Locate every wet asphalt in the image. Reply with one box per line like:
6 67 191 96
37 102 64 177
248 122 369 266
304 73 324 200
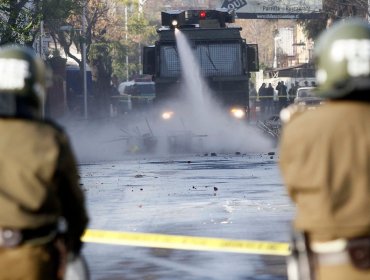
78 152 294 280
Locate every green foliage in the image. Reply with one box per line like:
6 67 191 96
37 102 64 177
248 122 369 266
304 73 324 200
111 42 128 80
128 16 147 35
109 5 158 81
43 0 82 21
0 0 38 45
117 0 138 8
0 0 82 45
299 0 369 41
298 19 327 41
89 43 112 66
127 14 157 43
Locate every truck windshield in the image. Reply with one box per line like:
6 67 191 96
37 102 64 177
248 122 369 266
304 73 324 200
160 42 242 77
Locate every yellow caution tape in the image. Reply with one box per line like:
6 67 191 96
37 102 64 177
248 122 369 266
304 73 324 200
82 229 290 256
130 96 154 100
111 95 154 100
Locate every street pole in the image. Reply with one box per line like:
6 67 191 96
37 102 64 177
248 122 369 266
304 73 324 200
82 3 88 119
39 20 45 118
273 37 281 69
39 20 44 58
138 0 147 75
125 6 129 81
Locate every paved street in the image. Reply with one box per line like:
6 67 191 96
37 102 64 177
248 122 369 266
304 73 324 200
70 132 294 280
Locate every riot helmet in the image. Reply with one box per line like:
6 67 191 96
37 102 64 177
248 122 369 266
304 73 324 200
0 45 46 118
314 19 370 99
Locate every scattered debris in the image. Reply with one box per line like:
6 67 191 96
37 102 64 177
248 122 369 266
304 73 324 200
256 115 281 140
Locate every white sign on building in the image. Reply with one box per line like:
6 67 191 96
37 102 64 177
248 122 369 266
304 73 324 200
278 28 294 56
221 0 323 19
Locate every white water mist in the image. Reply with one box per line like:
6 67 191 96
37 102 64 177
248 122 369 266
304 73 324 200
174 29 272 153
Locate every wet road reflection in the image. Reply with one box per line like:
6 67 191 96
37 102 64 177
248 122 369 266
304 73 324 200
81 153 293 280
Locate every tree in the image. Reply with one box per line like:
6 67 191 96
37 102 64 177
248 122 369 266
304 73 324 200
52 0 155 116
299 0 369 40
0 0 40 45
58 0 119 117
123 8 157 79
113 0 157 81
0 0 80 46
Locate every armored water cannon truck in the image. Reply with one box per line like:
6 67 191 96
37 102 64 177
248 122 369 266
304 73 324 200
142 9 259 120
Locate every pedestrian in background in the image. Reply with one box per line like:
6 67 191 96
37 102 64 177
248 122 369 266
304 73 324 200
258 82 267 117
279 20 370 280
0 45 89 279
266 83 274 116
249 82 257 119
276 80 288 111
288 83 297 104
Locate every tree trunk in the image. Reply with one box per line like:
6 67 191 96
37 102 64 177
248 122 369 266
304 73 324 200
90 58 113 119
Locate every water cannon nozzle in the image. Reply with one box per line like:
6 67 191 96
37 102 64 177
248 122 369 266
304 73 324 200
161 10 185 28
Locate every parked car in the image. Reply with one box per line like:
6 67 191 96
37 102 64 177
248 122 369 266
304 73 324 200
294 87 325 108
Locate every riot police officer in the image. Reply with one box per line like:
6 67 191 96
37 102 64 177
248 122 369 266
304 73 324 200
279 20 370 280
0 45 89 279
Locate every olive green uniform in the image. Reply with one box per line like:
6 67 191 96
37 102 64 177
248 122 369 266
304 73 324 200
279 101 370 279
0 118 89 280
